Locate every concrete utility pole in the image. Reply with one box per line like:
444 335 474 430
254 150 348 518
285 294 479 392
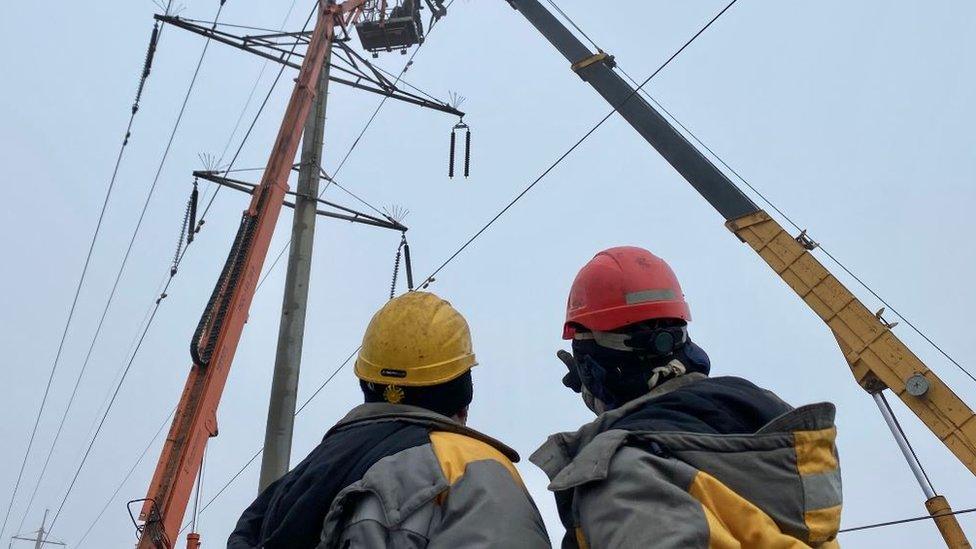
258 40 333 492
9 510 65 549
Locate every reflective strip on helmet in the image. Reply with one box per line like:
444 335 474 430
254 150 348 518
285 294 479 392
574 330 634 352
625 288 676 305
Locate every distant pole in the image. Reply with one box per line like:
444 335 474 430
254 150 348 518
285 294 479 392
8 510 64 548
258 38 333 492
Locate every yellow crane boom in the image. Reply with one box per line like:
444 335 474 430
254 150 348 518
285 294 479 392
727 211 976 474
506 0 973 544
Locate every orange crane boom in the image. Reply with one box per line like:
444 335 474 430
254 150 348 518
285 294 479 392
135 2 367 547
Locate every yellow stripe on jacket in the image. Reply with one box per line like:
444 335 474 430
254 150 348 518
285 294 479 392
689 471 839 549
429 431 523 486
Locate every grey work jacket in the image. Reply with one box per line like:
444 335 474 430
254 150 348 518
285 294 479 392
318 404 551 548
531 375 842 548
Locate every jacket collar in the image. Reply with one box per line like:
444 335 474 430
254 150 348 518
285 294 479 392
333 403 521 462
530 373 707 480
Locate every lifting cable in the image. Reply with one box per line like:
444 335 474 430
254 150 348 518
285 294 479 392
0 5 172 540
189 444 207 536
40 0 233 536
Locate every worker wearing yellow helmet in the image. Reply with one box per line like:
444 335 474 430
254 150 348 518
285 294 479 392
229 291 550 549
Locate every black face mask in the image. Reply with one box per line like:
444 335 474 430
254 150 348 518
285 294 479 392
561 338 712 411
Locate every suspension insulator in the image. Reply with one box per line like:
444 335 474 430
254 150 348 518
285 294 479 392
144 23 160 80
463 129 471 178
133 22 160 115
448 130 456 178
390 234 406 300
188 180 199 244
403 238 414 291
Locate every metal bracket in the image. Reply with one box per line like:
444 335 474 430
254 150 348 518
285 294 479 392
795 229 819 250
571 51 614 74
875 307 899 329
155 14 463 117
193 171 407 232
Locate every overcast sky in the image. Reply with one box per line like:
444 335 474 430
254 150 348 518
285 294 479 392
2 0 975 547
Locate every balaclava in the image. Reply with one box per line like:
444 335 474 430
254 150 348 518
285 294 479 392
561 321 710 414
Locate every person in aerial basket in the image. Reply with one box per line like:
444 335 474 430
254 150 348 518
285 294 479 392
532 246 843 548
228 291 551 549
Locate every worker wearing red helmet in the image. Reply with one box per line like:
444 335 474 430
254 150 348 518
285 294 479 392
531 246 843 548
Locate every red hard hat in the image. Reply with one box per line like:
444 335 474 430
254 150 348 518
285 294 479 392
563 246 691 339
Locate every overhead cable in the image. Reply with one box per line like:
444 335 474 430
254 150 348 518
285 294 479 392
839 507 976 534
73 408 175 547
254 0 458 290
68 2 308 541
0 4 173 540
613 68 975 385
43 0 233 535
177 348 360 535
197 3 316 223
168 2 737 531
59 8 315 531
418 0 741 287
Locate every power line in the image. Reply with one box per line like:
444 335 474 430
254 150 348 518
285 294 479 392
73 409 175 548
171 2 738 531
60 4 314 542
839 507 976 534
321 169 386 217
549 0 973 386
201 0 301 203
178 347 360 535
612 70 975 386
254 0 457 290
419 0 740 287
60 0 735 540
42 0 232 534
48 283 170 535
197 4 317 222
0 4 173 541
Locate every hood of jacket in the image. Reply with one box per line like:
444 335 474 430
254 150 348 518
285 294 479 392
531 374 841 545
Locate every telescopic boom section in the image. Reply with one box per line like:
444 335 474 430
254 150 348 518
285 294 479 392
136 2 367 548
507 0 976 475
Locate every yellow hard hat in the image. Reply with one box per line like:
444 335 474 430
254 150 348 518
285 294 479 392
355 291 476 386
